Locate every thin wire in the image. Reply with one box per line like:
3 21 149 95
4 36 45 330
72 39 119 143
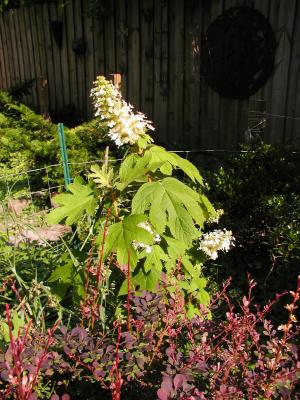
26 172 35 209
265 112 300 121
249 110 300 122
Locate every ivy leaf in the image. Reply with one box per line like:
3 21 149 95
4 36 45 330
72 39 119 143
132 177 204 245
46 183 97 225
104 214 154 267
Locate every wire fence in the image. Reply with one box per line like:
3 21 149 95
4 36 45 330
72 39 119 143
0 147 244 252
1 145 299 210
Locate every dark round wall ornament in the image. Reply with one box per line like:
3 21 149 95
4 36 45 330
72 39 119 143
201 6 276 99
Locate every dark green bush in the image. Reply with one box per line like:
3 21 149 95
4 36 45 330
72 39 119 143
0 91 113 198
204 142 300 306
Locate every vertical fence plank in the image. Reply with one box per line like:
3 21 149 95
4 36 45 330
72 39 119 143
93 12 105 79
168 0 185 148
7 11 19 86
18 7 33 106
183 0 202 149
24 6 38 108
49 2 63 110
284 0 300 146
73 0 85 119
268 0 297 145
65 1 77 116
60 2 71 110
36 3 50 114
140 0 154 119
3 11 15 89
263 0 280 143
0 13 8 89
14 9 26 91
202 0 224 149
82 0 95 118
42 2 56 112
153 0 168 144
29 5 44 111
104 0 116 79
115 0 128 99
127 0 140 109
220 0 243 149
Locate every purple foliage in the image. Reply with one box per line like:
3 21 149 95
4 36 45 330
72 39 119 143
1 279 300 399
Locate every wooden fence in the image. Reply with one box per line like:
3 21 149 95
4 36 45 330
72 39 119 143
0 0 299 149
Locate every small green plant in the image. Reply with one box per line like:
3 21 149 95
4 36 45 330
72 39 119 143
46 76 234 318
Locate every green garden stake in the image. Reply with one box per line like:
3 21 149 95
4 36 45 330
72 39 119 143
58 123 71 188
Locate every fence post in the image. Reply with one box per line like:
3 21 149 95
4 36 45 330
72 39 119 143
57 123 71 188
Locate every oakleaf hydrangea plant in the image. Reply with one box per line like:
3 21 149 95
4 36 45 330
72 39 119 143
47 76 234 318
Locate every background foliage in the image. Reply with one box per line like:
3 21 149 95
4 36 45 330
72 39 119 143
204 142 300 309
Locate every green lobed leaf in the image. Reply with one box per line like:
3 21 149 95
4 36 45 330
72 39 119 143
145 145 204 184
142 245 169 273
104 214 154 267
117 153 164 190
90 163 115 188
46 182 97 225
132 264 162 292
132 177 205 245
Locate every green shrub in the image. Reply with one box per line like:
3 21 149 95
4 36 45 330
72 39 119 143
204 142 300 306
0 91 113 199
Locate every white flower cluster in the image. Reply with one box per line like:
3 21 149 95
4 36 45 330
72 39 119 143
90 76 154 147
198 229 235 260
132 222 161 254
208 208 224 224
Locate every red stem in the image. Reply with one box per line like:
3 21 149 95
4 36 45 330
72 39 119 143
111 324 122 400
28 320 60 399
127 251 131 332
97 208 111 289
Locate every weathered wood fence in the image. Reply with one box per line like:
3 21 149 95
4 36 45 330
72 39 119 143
0 0 299 149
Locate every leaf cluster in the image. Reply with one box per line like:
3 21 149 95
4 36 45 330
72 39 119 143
46 143 215 315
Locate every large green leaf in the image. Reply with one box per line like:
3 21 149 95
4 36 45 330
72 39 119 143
145 146 204 185
117 153 163 190
46 182 97 225
104 214 154 267
132 177 206 245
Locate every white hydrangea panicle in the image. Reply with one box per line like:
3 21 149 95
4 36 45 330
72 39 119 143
90 76 154 147
198 229 235 260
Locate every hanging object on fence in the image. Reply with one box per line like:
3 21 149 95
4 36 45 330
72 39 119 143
201 6 276 99
51 21 63 49
72 38 87 55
